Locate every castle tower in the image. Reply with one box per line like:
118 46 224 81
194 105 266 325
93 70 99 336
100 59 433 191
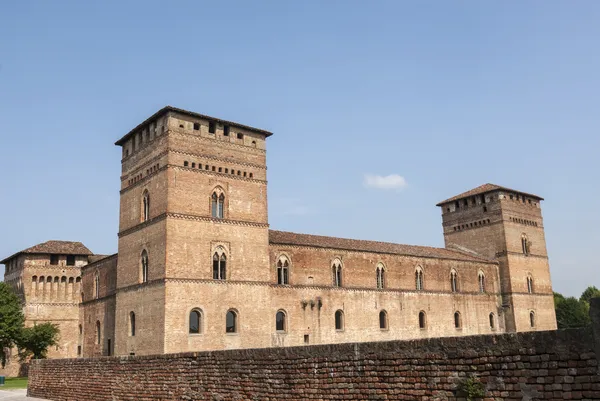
0 241 90 375
437 184 557 332
113 106 272 355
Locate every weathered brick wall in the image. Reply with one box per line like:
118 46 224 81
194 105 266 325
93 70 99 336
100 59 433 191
28 327 600 400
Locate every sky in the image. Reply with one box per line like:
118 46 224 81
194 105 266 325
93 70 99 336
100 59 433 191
0 1 599 297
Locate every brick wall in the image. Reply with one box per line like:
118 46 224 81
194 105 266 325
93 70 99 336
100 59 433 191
28 310 600 401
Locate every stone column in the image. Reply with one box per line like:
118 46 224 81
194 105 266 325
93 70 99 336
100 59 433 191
590 297 600 371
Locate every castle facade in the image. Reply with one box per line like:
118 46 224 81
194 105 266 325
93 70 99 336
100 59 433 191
1 106 556 367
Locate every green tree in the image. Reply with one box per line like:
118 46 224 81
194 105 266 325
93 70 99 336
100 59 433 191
554 293 590 329
580 286 600 305
0 282 25 368
17 323 60 360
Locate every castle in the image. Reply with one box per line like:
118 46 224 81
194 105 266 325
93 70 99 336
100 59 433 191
1 106 556 371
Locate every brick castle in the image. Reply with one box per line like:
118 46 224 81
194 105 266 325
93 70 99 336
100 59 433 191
1 106 556 373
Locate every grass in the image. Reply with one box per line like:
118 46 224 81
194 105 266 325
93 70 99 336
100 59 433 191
1 377 28 389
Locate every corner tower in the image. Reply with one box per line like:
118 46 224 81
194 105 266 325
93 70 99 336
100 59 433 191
437 183 557 333
113 106 272 356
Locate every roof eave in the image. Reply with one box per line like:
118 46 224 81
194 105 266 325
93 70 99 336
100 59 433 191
436 187 544 207
114 106 274 146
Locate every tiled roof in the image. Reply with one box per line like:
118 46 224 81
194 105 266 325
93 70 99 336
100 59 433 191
0 241 92 264
269 230 494 263
115 106 274 146
436 183 543 206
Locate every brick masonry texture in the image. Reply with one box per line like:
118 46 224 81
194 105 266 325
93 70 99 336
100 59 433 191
28 321 600 400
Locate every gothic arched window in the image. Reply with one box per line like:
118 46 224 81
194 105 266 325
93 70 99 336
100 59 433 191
277 256 289 285
527 275 534 294
415 267 424 291
213 247 227 280
478 270 486 293
141 250 149 284
450 269 458 293
521 234 530 255
376 263 385 289
332 259 343 287
94 271 99 299
142 190 150 222
211 190 225 219
530 311 536 328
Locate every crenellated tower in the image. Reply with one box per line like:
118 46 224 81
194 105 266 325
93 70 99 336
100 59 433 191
113 106 272 355
437 183 557 332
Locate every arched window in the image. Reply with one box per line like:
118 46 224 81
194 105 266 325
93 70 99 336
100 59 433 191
527 275 534 294
213 247 227 280
141 250 149 283
129 312 136 337
189 309 202 334
211 190 225 219
226 310 237 333
79 324 83 336
521 234 530 255
332 259 342 287
478 271 486 293
415 267 424 291
450 269 458 293
335 310 344 331
419 311 427 329
489 313 496 330
277 256 289 285
142 190 150 222
454 311 462 329
94 271 99 299
530 311 535 328
376 263 385 289
276 310 287 332
379 310 388 330
95 321 101 345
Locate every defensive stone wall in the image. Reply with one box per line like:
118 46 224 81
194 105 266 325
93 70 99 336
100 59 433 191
28 301 600 401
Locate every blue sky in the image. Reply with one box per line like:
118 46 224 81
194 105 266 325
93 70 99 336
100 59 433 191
1 1 598 297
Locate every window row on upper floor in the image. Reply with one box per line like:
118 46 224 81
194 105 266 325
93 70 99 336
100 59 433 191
183 160 254 179
129 249 531 295
138 187 235 223
128 163 160 187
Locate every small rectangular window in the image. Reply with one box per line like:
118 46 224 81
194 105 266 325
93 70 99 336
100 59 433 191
66 255 75 266
209 121 216 134
193 122 200 130
304 334 309 344
223 126 230 136
184 161 189 167
237 133 243 140
191 162 196 168
50 255 59 265
77 345 81 356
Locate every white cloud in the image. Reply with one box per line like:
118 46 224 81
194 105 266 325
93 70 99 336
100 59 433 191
363 174 407 191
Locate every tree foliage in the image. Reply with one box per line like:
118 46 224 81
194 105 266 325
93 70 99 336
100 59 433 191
554 285 600 329
17 323 60 360
0 282 25 368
